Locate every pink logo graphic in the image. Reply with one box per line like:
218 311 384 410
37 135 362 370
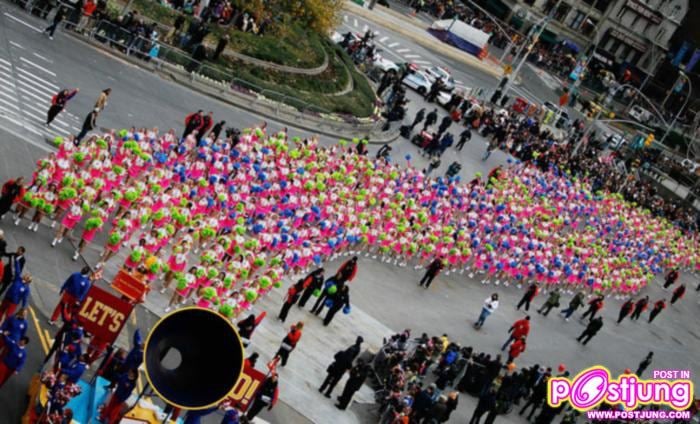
548 366 693 411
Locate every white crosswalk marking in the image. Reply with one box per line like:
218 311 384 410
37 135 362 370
20 56 56 76
388 42 399 48
362 24 368 32
414 60 431 65
9 41 24 50
343 15 348 22
397 48 411 53
0 97 19 110
404 54 421 58
16 67 60 90
353 18 358 27
379 36 388 43
0 52 75 137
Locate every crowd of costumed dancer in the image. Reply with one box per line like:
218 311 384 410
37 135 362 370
9 125 699 319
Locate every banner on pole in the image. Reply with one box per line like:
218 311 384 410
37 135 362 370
226 364 267 412
77 285 134 344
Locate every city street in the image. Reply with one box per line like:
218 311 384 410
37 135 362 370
0 2 698 424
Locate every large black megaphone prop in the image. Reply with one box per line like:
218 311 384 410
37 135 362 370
143 307 245 410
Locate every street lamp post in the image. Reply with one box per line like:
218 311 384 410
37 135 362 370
659 71 692 146
495 0 565 103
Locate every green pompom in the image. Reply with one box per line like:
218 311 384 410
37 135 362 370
245 289 257 302
327 285 338 295
312 288 322 297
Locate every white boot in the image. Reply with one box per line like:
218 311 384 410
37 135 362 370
72 251 79 261
51 220 57 228
51 238 57 247
14 218 20 226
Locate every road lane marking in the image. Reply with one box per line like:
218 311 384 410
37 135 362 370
353 18 358 27
16 67 60 90
388 42 399 48
362 24 368 32
32 52 52 63
3 13 42 33
396 48 410 53
28 307 50 354
0 97 19 109
0 57 11 66
19 84 50 104
413 60 431 65
343 15 348 22
20 56 56 76
404 54 421 58
9 41 25 50
16 72 56 95
17 76 52 98
379 36 388 43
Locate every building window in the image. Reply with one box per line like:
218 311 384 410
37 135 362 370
656 27 666 41
581 17 597 36
582 0 613 13
569 10 585 29
643 20 653 35
554 3 571 22
543 0 557 14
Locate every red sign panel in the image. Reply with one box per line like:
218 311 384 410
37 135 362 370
226 364 267 412
77 285 134 344
111 270 149 302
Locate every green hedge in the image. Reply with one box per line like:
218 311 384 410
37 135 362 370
112 0 325 68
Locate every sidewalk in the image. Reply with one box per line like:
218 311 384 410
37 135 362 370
345 1 504 79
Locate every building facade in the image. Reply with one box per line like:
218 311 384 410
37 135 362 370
480 0 688 77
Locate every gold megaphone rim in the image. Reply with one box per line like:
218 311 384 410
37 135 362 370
142 306 245 410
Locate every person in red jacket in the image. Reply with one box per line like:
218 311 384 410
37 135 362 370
516 283 538 311
275 321 303 367
0 177 26 220
198 111 214 136
663 269 679 289
278 280 304 323
336 256 358 284
617 299 635 324
630 296 649 321
507 337 526 364
671 285 686 305
182 110 203 139
581 295 604 322
501 315 530 351
648 299 666 323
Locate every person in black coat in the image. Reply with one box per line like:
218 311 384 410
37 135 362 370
409 108 426 131
335 359 369 410
319 336 363 397
297 268 324 308
520 374 549 420
469 387 497 424
456 128 472 150
323 285 350 326
436 115 452 140
1 247 25 296
517 283 538 311
422 108 438 131
576 316 603 345
412 384 436 421
246 373 278 420
419 257 444 288
310 276 341 315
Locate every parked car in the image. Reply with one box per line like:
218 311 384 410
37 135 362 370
424 66 455 92
403 70 433 95
602 132 628 150
628 105 658 126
